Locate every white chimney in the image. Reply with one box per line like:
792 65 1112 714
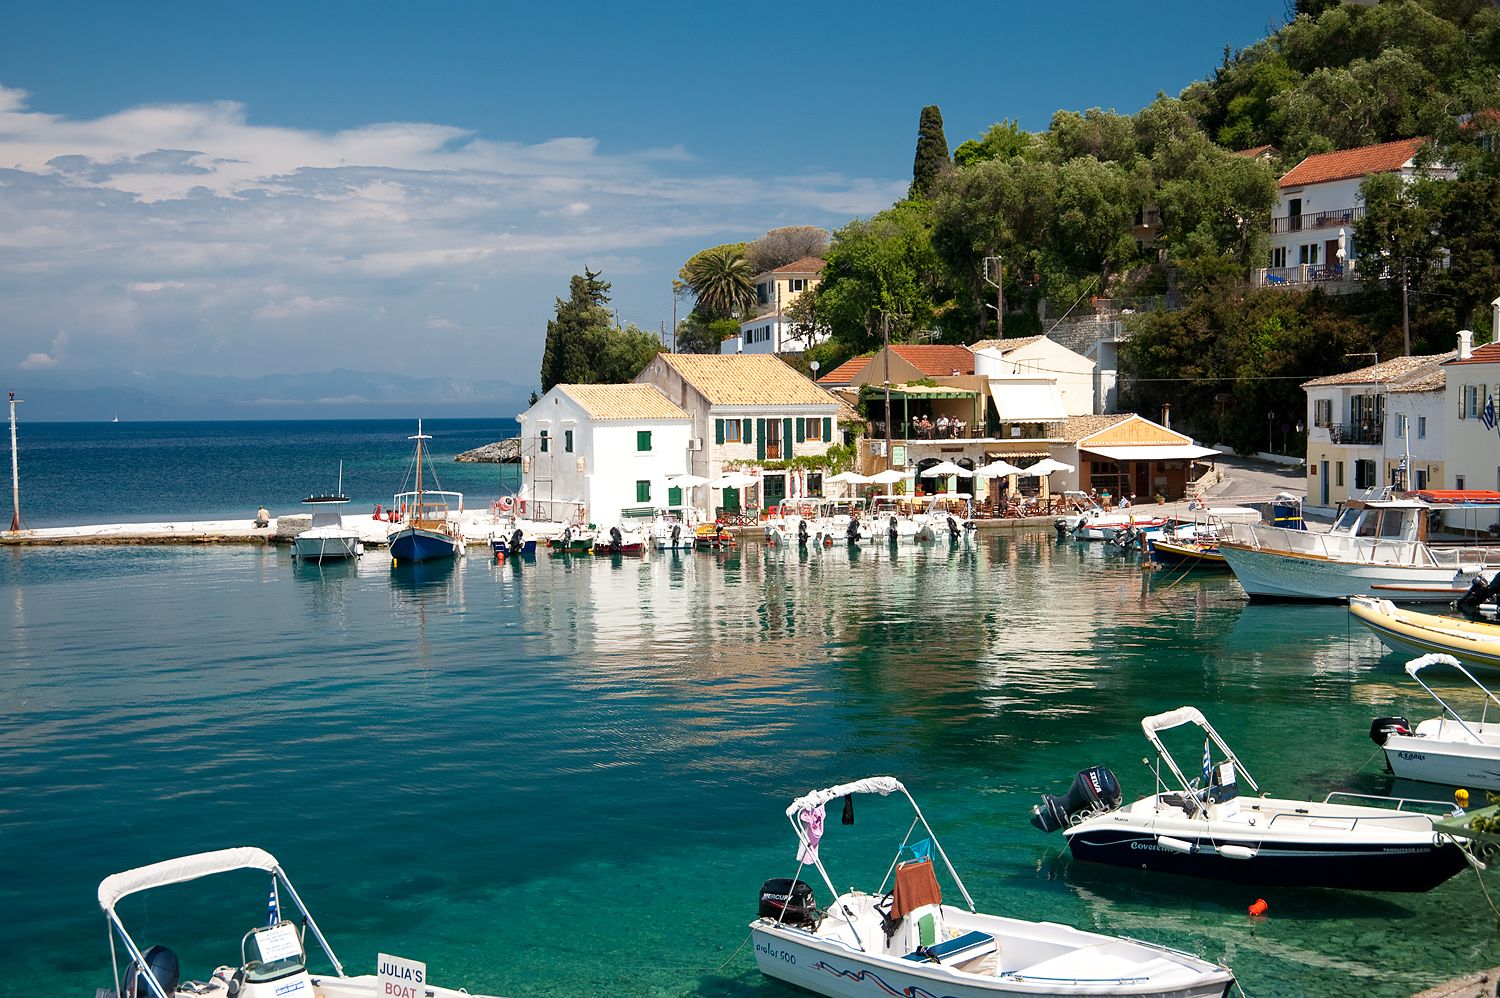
1458 329 1474 361
1492 295 1499 344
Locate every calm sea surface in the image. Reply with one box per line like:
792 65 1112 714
2 423 1498 996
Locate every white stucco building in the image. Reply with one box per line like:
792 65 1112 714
1444 312 1500 495
972 335 1097 416
722 257 828 355
517 383 692 527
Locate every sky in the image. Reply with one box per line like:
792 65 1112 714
0 1 1287 393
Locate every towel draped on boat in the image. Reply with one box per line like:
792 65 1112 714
797 804 825 863
890 858 942 920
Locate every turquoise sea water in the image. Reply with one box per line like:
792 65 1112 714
4 524 1500 997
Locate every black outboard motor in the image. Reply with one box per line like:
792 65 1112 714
846 518 860 543
609 526 623 552
1458 573 1500 619
1053 517 1068 539
508 528 523 556
671 523 682 546
1370 715 1412 746
798 519 809 546
1031 766 1122 833
561 526 572 548
888 515 899 544
758 878 817 926
126 945 180 998
946 514 960 541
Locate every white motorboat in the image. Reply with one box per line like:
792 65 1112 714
652 508 697 550
913 493 979 545
1032 706 1471 892
293 463 363 562
868 495 925 543
98 846 500 998
1371 653 1500 791
764 501 818 549
751 776 1235 998
1218 489 1500 602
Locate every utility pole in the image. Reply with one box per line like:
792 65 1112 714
672 290 678 353
983 255 1003 340
1401 258 1411 357
8 391 21 533
882 311 893 471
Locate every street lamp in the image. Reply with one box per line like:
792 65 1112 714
1267 411 1274 454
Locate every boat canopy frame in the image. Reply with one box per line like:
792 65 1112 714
1406 653 1500 743
99 847 346 998
1141 707 1262 800
778 777 977 955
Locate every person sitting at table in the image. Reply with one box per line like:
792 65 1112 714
919 415 933 438
936 415 950 436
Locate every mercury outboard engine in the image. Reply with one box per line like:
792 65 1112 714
609 526 623 552
798 519 809 547
1370 715 1412 746
758 877 817 927
560 527 572 548
846 518 860 543
888 515 899 544
671 523 682 546
1458 573 1500 619
126 945 180 998
946 514 960 541
1030 766 1122 833
508 528 524 556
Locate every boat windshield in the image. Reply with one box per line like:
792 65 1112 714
1332 507 1361 534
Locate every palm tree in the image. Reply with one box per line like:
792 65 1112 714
684 245 756 318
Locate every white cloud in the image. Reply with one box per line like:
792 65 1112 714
20 329 68 369
0 84 901 378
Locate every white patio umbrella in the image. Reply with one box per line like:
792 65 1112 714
868 469 905 485
712 472 758 488
974 459 1024 478
667 473 710 487
920 460 973 478
1022 458 1075 477
825 471 872 484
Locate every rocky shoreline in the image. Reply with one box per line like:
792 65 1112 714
455 437 520 463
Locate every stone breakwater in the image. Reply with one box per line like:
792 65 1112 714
455 438 520 463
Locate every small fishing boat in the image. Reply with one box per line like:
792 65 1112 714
98 846 501 998
547 524 596 554
1371 653 1500 791
751 776 1235 998
1031 706 1470 891
695 522 736 550
293 463 362 562
1148 536 1228 569
387 421 465 566
652 509 696 550
592 523 646 555
1349 596 1500 671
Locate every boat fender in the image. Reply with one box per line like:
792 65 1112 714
1156 835 1196 854
1217 844 1257 860
1369 716 1411 746
1248 898 1269 916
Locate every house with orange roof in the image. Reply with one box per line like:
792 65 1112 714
721 257 828 355
1258 137 1455 290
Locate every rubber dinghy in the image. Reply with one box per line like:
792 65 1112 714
1350 596 1500 672
1031 707 1472 892
751 776 1235 998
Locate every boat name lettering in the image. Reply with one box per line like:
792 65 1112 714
1380 847 1426 854
1129 841 1170 852
1396 751 1427 761
377 954 427 998
274 982 306 997
755 941 797 964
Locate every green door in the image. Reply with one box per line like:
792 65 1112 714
763 474 787 506
723 487 740 512
668 486 683 508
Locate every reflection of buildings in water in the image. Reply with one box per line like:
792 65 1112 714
1219 603 1369 676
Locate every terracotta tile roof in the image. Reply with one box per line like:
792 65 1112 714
652 353 836 407
889 344 975 376
817 354 874 385
970 335 1044 354
768 256 827 275
1302 351 1454 389
556 383 689 421
1059 413 1132 442
1279 137 1428 189
1447 342 1500 367
1234 144 1277 159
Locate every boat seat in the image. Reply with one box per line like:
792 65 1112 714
902 929 997 966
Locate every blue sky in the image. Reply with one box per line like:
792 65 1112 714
0 1 1286 391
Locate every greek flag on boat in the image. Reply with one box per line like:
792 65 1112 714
267 883 279 926
1202 738 1212 786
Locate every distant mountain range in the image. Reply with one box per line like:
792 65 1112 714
4 368 532 421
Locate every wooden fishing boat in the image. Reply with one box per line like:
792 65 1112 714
387 421 464 566
1149 537 1228 569
1349 596 1500 671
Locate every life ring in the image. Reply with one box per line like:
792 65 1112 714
801 504 815 517
498 496 514 513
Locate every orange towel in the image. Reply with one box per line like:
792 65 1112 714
890 858 943 920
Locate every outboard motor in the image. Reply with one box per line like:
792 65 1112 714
758 877 817 927
126 945 180 998
508 528 523 556
671 523 682 546
798 519 809 547
1030 766 1122 833
846 518 860 543
561 526 572 548
1458 573 1500 618
1053 517 1068 539
1370 715 1412 746
946 514 960 541
609 526 623 552
888 515 899 544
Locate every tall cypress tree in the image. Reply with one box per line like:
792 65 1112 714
539 268 612 391
909 105 951 200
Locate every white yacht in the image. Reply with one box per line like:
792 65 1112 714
1219 489 1500 601
292 464 362 562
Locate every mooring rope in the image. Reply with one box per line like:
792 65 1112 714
714 930 754 973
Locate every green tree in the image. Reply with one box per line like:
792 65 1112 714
595 323 664 382
1049 156 1141 289
1431 174 1500 342
681 243 756 318
745 226 830 274
1354 170 1450 353
952 120 1031 167
540 268 612 392
909 105 951 200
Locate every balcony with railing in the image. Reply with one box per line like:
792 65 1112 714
1328 422 1383 446
1254 261 1359 290
1272 205 1364 234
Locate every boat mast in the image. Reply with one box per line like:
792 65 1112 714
8 391 21 533
410 419 431 519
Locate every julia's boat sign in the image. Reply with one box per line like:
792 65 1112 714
377 954 426 998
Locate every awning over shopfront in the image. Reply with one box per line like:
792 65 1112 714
991 383 1066 421
1082 444 1219 462
860 384 978 399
